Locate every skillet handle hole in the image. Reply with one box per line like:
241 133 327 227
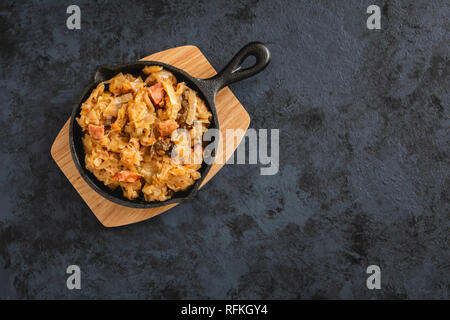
235 55 257 73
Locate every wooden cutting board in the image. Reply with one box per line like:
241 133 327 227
50 45 250 227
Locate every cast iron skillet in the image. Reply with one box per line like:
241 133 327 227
69 42 271 208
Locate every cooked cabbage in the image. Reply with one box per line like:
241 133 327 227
76 67 212 202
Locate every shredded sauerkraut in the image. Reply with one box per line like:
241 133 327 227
76 66 212 202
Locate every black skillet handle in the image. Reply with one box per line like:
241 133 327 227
200 42 271 95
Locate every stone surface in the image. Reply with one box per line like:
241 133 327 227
0 0 448 299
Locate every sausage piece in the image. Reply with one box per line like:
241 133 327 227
88 124 104 140
148 82 165 106
157 120 179 137
112 171 142 183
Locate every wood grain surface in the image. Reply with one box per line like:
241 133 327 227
50 45 250 227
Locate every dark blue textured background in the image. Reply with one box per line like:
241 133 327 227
0 0 449 299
